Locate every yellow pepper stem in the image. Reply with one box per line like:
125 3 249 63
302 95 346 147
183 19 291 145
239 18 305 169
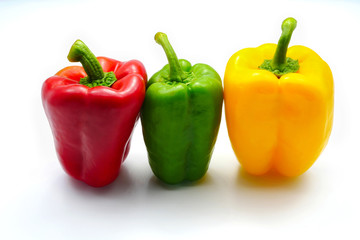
259 17 300 77
272 18 297 68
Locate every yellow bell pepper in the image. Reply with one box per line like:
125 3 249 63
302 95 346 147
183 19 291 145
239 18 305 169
224 17 334 177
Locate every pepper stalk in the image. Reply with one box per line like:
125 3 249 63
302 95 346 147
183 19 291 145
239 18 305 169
68 40 117 87
259 17 300 77
155 32 187 82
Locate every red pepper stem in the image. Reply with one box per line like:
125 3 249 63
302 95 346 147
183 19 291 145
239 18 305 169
155 32 186 82
67 40 104 82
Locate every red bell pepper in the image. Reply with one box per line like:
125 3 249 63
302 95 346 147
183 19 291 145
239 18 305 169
42 40 147 187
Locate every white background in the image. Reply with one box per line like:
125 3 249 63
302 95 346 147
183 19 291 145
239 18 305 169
0 0 359 239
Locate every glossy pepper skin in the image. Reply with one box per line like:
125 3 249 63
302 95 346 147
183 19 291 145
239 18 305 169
42 40 147 187
224 18 333 177
141 33 223 184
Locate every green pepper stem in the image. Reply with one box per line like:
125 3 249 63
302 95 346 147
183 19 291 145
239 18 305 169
271 17 297 70
67 40 104 82
155 32 186 82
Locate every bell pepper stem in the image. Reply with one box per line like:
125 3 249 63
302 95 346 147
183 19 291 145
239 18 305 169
259 17 299 77
271 17 297 69
155 32 186 82
67 40 104 82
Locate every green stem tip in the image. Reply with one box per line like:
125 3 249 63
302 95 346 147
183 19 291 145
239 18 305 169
155 32 186 82
67 40 117 88
259 17 300 77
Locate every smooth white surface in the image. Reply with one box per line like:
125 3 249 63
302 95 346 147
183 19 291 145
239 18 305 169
0 0 359 239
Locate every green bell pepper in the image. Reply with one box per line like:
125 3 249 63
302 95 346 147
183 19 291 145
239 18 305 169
141 32 223 184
